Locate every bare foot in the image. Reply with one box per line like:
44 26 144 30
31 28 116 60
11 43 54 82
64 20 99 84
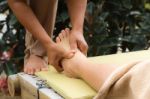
24 55 48 75
56 29 71 51
56 28 87 77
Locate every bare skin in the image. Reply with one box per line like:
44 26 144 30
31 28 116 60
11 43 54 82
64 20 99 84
8 0 88 74
66 0 88 55
8 0 72 73
24 55 48 74
56 29 118 91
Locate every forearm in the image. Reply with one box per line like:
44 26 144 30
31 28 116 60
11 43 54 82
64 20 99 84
66 0 87 32
8 0 53 49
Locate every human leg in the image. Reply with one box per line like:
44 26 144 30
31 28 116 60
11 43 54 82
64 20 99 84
24 0 58 74
56 29 117 91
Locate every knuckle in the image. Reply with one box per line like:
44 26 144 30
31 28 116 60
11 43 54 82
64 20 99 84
83 44 88 49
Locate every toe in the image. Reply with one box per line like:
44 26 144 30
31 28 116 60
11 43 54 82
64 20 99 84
24 68 27 73
65 28 70 37
24 66 30 74
61 30 66 38
59 33 63 40
30 69 34 75
29 68 34 75
65 28 70 32
26 68 31 74
62 31 66 38
56 37 61 43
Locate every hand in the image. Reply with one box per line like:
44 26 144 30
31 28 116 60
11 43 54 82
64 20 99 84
66 29 88 55
46 42 75 72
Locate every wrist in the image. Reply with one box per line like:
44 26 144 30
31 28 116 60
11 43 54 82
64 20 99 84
43 39 54 50
71 28 83 34
71 26 83 33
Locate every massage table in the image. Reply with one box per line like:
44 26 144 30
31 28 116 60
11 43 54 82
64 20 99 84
8 50 150 99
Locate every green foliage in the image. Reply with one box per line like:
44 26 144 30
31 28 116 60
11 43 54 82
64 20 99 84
0 0 150 75
0 0 25 75
85 0 150 56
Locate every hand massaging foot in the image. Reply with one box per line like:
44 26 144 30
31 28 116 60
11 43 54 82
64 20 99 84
56 28 117 91
55 28 87 78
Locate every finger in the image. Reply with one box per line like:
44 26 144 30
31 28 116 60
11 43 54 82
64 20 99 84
63 50 76 59
81 45 88 55
67 53 75 58
81 46 88 55
78 41 88 55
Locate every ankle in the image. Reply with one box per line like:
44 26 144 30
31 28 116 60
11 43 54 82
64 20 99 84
61 52 88 78
61 57 82 78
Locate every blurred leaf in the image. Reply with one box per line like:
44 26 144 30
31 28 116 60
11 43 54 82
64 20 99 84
0 0 8 13
8 14 18 26
87 2 95 15
145 3 150 10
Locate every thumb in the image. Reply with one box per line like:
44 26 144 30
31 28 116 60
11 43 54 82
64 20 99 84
63 50 76 59
78 41 88 55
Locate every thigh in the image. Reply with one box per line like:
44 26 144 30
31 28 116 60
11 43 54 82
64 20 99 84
29 0 58 37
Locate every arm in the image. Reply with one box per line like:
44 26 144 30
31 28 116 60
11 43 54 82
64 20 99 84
8 0 52 49
66 0 88 55
66 0 87 32
8 0 74 72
